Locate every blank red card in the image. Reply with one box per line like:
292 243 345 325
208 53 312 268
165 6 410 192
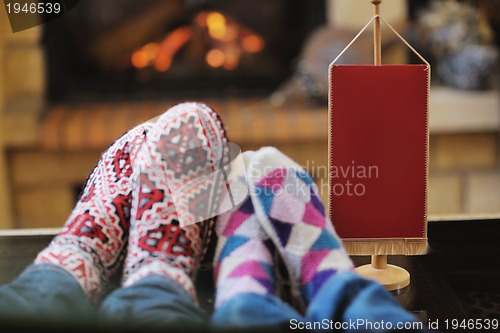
329 65 428 240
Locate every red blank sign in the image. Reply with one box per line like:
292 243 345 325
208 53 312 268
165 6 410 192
329 65 428 239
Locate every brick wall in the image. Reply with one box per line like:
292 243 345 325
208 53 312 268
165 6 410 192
428 86 500 216
429 132 500 215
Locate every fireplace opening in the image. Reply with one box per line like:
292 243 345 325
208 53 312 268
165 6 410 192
43 0 326 103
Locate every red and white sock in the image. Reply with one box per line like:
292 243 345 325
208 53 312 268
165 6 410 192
35 123 154 301
122 102 228 300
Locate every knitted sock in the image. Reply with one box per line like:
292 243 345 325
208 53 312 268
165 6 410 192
123 102 228 300
213 152 276 308
35 123 154 301
247 147 354 304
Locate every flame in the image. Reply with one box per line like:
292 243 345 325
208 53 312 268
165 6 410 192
131 27 191 71
220 45 240 70
142 43 159 60
206 49 225 68
154 54 172 72
206 12 227 39
155 26 192 72
131 11 265 72
222 23 239 42
131 50 149 68
242 34 265 53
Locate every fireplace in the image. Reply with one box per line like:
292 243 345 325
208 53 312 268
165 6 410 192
43 0 325 102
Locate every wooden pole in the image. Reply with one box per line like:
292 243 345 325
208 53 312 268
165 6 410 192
371 0 386 271
371 254 388 269
371 0 382 65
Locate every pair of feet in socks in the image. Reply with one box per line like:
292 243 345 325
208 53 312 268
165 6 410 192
35 102 353 310
36 102 226 301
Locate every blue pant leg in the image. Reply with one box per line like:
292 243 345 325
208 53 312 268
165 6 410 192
306 271 432 332
0 263 93 323
99 274 207 330
211 292 306 331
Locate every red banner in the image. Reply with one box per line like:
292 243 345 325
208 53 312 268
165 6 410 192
329 65 429 241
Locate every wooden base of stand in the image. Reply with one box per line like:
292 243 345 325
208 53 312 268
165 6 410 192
355 255 410 291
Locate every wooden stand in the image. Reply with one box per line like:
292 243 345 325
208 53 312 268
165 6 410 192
356 255 410 291
353 1 412 292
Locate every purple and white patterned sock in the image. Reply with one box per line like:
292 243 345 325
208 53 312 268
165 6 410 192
213 151 276 308
247 147 354 304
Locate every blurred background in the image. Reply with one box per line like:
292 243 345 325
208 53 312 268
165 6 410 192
0 0 499 229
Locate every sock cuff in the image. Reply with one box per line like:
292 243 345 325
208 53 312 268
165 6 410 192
35 243 103 301
123 260 197 301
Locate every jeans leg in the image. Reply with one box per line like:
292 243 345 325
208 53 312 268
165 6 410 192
211 292 306 331
211 273 432 332
0 263 93 324
306 271 431 332
99 274 207 330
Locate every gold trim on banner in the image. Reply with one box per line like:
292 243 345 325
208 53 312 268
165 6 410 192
342 238 428 256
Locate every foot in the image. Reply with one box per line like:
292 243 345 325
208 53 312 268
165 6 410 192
247 147 353 304
35 123 154 300
122 102 228 300
213 151 276 308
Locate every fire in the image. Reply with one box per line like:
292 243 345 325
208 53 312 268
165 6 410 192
156 26 192 72
223 49 239 70
142 43 159 60
154 54 172 72
242 34 265 53
206 49 225 68
206 12 227 40
131 11 265 72
131 50 149 68
131 42 159 68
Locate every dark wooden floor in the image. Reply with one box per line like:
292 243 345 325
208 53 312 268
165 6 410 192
1 219 500 332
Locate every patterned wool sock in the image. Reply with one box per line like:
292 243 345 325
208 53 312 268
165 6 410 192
247 147 354 304
213 151 276 308
123 102 228 300
35 123 154 301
